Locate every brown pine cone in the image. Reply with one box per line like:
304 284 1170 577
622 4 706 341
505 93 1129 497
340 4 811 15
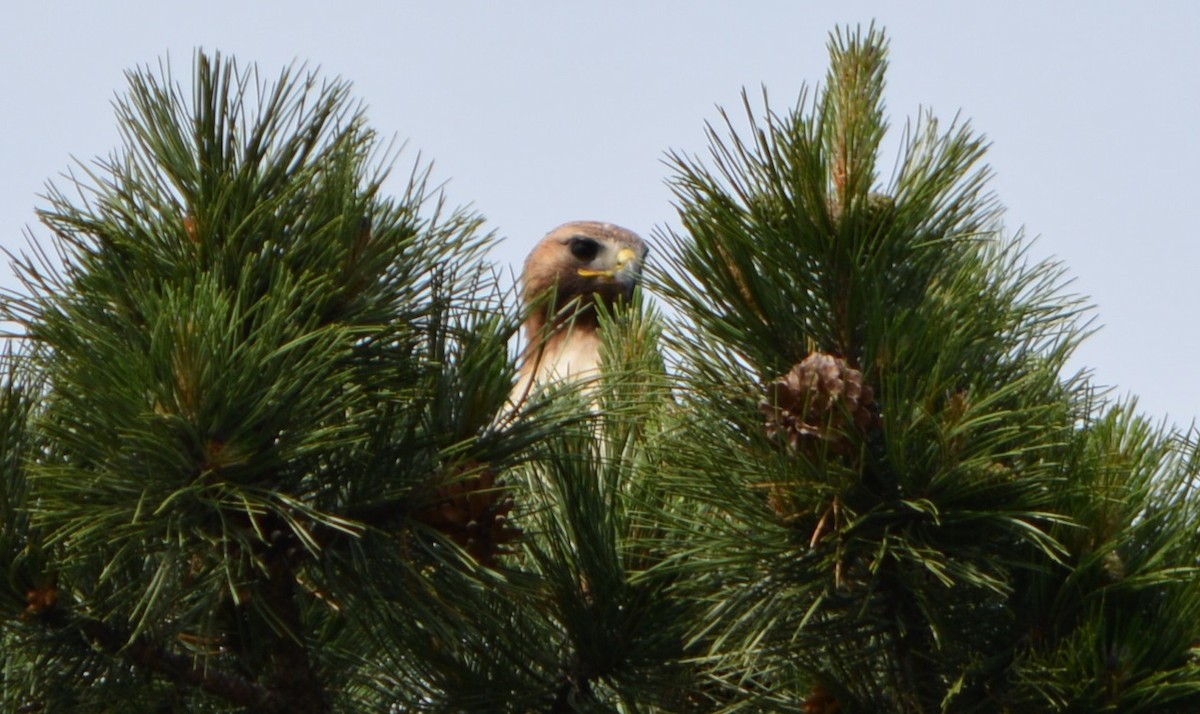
760 352 875 457
413 464 521 567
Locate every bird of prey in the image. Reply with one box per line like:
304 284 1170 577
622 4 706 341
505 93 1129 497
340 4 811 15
510 221 647 406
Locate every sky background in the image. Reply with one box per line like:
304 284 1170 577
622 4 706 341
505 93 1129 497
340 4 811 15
2 2 1198 427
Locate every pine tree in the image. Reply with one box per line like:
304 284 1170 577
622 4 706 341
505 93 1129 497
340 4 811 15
2 27 1199 714
648 26 1200 712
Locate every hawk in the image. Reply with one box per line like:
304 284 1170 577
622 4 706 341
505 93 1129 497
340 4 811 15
511 221 647 405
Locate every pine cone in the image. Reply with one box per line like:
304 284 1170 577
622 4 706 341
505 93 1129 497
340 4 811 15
413 464 520 568
760 352 875 457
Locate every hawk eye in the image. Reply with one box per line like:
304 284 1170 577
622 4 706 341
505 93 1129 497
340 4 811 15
569 237 601 262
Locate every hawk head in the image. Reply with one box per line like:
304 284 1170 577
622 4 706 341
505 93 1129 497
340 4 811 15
520 220 648 336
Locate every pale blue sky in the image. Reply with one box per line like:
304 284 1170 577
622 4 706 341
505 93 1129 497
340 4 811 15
3 2 1198 426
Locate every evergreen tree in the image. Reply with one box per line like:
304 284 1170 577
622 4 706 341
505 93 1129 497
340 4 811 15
649 27 1200 712
2 27 1198 713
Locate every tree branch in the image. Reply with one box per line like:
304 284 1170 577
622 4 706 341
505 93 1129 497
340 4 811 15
77 617 286 711
260 544 330 714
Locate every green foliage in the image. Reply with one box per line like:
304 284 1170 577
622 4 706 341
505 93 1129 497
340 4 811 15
2 28 1199 714
0 51 545 713
646 24 1200 713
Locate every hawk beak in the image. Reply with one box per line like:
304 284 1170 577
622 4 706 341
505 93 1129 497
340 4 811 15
577 247 641 279
615 247 638 269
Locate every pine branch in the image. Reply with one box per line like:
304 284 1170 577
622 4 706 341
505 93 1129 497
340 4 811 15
26 556 331 713
74 616 285 711
824 24 888 204
259 549 330 714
